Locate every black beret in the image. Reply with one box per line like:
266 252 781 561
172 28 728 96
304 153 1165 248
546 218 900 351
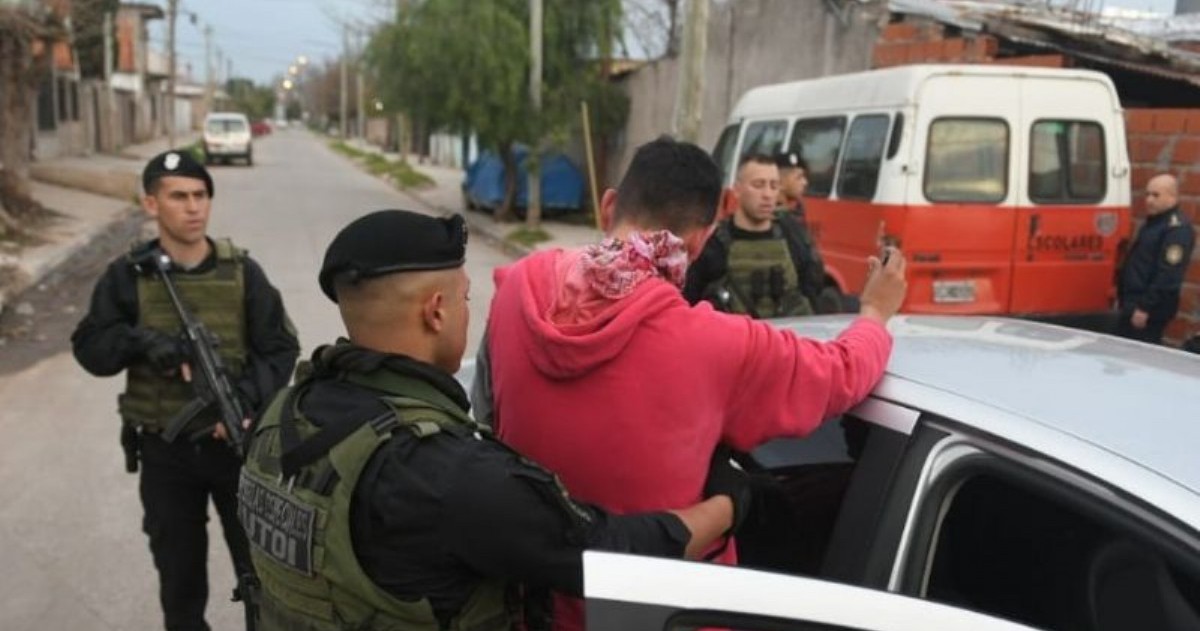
319 210 468 302
774 151 805 170
143 150 214 197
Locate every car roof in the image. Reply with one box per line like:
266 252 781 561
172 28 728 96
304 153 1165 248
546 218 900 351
779 315 1200 496
205 112 248 120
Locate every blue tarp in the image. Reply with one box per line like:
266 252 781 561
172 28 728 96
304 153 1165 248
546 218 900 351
463 147 585 212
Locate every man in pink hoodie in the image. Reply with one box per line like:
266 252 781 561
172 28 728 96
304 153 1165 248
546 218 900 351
477 136 906 630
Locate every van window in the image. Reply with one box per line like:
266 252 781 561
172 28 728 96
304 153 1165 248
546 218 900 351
837 115 890 200
789 117 847 198
1029 120 1106 203
713 124 741 183
207 118 247 133
924 118 1008 204
741 120 788 160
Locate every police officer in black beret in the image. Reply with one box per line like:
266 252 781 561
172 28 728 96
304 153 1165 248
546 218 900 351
1117 173 1197 344
238 209 749 631
72 149 300 629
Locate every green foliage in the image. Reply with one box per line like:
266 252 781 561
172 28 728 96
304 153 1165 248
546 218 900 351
328 141 434 190
224 78 275 120
183 141 206 164
72 0 119 79
367 0 627 152
506 225 551 247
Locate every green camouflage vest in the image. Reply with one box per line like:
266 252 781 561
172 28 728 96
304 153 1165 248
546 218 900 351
119 239 247 432
706 221 814 318
239 369 510 631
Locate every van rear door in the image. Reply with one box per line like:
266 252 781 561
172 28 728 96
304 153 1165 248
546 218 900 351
1011 76 1129 316
909 73 1018 314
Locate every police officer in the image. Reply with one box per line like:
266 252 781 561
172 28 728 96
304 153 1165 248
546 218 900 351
1117 173 1196 344
71 149 300 631
776 150 810 223
683 153 826 317
239 210 748 630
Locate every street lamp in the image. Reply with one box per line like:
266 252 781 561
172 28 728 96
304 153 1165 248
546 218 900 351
282 79 294 91
297 55 309 66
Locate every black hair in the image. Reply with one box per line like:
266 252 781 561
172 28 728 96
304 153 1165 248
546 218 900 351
738 153 777 172
613 135 723 234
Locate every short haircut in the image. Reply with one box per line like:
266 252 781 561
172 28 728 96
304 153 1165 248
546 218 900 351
737 153 778 174
613 135 723 234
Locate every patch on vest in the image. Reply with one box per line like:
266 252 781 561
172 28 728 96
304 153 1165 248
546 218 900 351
238 472 317 575
1166 244 1185 266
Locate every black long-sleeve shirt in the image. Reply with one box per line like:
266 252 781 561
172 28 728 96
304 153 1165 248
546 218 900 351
297 367 690 626
70 239 300 415
684 215 825 307
1119 207 1196 320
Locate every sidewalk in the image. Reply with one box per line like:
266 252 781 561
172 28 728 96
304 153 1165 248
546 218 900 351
0 134 194 313
341 138 602 257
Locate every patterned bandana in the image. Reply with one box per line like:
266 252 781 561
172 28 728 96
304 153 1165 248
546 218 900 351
578 230 689 299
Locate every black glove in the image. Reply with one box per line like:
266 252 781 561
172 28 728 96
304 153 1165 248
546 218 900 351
132 327 187 372
703 445 752 534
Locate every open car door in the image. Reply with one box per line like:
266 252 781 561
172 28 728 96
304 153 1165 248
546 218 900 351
584 552 1040 631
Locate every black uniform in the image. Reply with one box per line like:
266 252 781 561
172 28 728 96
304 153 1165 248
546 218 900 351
295 345 691 625
1117 206 1196 344
683 214 825 309
71 239 299 630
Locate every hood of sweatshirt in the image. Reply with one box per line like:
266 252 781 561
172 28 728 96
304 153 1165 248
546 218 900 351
494 247 687 380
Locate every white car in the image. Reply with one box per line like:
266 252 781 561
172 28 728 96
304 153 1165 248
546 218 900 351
202 112 253 165
466 315 1200 630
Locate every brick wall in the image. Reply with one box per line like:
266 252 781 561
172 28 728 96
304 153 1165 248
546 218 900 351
1126 109 1200 341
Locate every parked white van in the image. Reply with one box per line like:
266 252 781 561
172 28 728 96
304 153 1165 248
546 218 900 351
713 65 1132 328
203 112 253 166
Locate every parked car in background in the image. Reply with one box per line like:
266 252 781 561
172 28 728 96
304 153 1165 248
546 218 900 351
463 315 1200 630
202 112 253 165
250 119 272 137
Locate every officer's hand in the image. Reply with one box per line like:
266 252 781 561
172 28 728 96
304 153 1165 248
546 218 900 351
133 327 187 373
859 247 907 325
703 446 752 534
212 418 252 442
1131 309 1149 330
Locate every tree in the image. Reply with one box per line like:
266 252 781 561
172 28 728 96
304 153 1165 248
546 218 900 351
72 0 119 79
225 78 276 120
0 6 57 238
368 0 627 222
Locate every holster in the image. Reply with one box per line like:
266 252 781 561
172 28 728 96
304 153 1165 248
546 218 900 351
232 572 261 631
120 424 141 474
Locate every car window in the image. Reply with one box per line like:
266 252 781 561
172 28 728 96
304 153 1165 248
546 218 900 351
713 124 742 183
738 415 906 579
837 114 891 200
741 120 788 160
924 118 1008 203
915 467 1200 630
207 119 247 133
788 117 847 198
1029 120 1106 203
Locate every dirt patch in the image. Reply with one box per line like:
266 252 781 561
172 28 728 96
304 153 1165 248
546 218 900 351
0 213 147 376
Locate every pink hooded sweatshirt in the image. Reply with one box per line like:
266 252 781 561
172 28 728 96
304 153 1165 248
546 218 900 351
486 247 892 630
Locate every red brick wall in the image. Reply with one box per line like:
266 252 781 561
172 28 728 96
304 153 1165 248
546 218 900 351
1125 109 1200 341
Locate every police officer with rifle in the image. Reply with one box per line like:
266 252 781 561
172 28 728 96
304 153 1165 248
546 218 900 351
72 150 299 630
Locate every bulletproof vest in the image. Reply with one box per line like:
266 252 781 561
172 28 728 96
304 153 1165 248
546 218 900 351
706 222 813 318
239 368 511 631
119 239 247 431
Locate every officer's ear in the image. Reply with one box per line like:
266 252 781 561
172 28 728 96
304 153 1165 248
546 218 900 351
422 290 446 334
142 192 160 218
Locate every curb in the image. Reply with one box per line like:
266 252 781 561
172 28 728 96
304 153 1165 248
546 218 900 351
0 207 143 314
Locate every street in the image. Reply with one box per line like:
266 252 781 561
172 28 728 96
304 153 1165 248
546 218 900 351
0 130 510 630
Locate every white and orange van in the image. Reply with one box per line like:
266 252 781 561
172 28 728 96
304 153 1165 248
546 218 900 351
713 64 1131 327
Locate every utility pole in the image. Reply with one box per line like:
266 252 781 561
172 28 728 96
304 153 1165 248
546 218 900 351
526 0 543 229
672 0 708 143
356 30 365 140
204 25 214 116
166 0 178 147
340 24 349 139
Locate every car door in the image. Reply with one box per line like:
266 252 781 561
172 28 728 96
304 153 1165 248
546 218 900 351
584 551 1041 630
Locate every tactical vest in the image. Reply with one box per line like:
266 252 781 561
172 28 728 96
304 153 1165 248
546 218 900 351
239 369 511 631
119 239 247 432
706 222 813 318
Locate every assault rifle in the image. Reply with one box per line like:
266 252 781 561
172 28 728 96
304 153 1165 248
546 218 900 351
133 247 249 458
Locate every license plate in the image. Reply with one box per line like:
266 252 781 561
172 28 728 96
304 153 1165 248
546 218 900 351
933 280 976 304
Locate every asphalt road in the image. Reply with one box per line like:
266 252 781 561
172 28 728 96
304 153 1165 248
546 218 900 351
0 129 510 630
